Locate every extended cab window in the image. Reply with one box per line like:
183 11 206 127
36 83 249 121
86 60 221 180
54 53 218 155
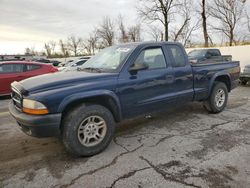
0 64 24 73
169 45 186 67
134 48 167 69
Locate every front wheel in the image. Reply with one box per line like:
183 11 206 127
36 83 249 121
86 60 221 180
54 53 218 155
203 82 228 113
62 104 115 157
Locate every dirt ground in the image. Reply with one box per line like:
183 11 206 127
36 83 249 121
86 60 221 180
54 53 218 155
0 86 250 188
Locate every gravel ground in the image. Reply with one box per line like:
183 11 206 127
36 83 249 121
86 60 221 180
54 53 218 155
0 86 250 188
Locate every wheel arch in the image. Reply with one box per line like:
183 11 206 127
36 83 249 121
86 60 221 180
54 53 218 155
58 90 122 123
209 73 231 94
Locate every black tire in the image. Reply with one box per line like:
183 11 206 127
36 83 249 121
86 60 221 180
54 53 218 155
203 82 228 114
62 104 115 157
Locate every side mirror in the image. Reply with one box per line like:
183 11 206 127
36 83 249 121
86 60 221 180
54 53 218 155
129 63 149 75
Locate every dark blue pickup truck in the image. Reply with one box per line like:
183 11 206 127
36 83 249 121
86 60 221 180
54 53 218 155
9 42 240 156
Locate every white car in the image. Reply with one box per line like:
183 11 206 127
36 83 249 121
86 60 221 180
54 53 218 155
58 59 88 72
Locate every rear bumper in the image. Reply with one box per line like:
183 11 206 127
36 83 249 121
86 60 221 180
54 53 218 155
9 102 61 138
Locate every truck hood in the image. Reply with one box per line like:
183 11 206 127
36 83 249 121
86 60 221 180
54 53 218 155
19 71 118 93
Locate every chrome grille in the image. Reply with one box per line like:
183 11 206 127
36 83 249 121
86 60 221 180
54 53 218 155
11 86 22 111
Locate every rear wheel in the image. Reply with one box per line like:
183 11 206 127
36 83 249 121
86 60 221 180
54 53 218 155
62 104 115 157
203 82 228 113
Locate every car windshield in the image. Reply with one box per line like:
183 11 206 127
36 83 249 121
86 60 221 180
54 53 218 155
80 45 135 72
188 50 207 57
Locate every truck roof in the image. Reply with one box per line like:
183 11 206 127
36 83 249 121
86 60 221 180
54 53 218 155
116 41 182 47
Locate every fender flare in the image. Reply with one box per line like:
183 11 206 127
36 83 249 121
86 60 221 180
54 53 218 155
58 89 122 120
208 72 231 94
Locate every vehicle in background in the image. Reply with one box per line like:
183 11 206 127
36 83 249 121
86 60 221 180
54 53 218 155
50 60 62 67
188 49 232 63
58 59 88 71
0 59 25 62
9 42 240 156
240 65 250 85
0 61 58 96
59 57 91 67
79 56 91 60
32 58 62 67
33 58 51 64
59 60 73 67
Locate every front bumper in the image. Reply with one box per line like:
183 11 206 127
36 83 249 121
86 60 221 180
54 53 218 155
9 102 61 138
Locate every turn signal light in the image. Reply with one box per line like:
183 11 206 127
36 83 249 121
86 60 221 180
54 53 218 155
23 107 49 115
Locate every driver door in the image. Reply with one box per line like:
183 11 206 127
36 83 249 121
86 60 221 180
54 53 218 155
118 46 176 118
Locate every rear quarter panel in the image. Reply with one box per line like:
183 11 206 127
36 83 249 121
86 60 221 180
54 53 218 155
192 61 240 101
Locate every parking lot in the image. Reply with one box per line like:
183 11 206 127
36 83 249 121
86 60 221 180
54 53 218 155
0 86 249 188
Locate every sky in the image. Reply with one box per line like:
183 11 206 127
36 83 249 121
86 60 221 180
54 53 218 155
0 0 249 55
0 0 137 54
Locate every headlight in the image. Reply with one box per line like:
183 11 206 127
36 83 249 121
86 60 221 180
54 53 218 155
22 99 49 115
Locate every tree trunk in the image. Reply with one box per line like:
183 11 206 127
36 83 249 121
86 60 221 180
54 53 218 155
229 29 234 46
165 20 169 41
201 0 209 47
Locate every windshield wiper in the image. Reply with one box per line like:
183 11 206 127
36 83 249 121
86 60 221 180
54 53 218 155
78 67 103 73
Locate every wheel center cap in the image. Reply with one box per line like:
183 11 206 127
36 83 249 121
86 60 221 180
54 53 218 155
86 124 97 134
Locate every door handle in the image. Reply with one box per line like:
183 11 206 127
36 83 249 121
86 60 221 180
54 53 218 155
166 75 173 79
165 75 175 83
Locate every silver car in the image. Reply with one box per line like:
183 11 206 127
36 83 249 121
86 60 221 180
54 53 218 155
240 65 250 85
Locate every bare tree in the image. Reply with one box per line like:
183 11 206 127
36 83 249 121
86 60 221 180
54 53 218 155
137 0 181 41
24 46 36 55
84 30 98 55
128 24 142 42
171 0 191 42
67 36 83 56
149 25 163 41
59 40 68 57
96 16 115 47
117 15 129 43
201 0 209 47
44 41 56 57
209 0 246 46
181 20 201 47
44 43 51 57
247 12 250 33
24 48 31 55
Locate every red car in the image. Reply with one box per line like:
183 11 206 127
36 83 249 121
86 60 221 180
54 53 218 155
0 61 58 96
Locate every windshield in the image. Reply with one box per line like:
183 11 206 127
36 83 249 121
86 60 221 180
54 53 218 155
80 45 135 72
188 50 207 57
